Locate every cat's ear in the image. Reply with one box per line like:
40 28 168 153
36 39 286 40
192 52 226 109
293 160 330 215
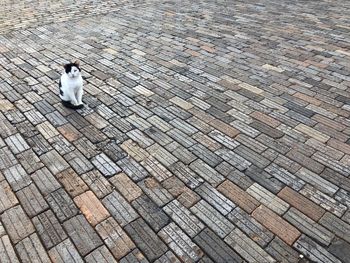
74 60 80 66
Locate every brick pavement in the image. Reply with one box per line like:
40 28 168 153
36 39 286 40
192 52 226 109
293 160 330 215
0 0 350 262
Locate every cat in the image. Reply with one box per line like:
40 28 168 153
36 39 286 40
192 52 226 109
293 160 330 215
59 60 84 109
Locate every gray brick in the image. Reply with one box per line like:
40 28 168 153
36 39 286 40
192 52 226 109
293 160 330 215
159 223 204 262
15 233 51 263
163 200 204 237
102 190 138 226
189 159 224 186
85 246 117 263
169 162 204 189
16 184 49 218
124 218 168 261
92 153 121 177
320 212 350 243
81 170 113 198
31 168 61 196
63 215 103 256
265 163 305 191
118 156 148 182
48 239 84 263
3 164 31 192
0 235 20 263
266 237 300 263
215 148 251 171
0 180 18 213
138 178 173 206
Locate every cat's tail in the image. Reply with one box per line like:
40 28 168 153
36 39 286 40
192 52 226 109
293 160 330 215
61 100 84 109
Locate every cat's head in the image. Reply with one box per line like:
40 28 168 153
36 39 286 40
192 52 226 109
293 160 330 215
64 60 81 78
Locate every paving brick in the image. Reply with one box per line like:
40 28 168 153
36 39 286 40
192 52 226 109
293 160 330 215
265 237 300 263
133 195 170 231
141 155 172 182
328 238 350 263
320 212 350 243
189 159 225 186
225 228 276 262
161 176 187 198
245 165 284 194
16 184 49 218
0 235 20 263
40 150 70 174
154 251 181 263
163 200 204 237
284 207 334 246
63 215 103 256
32 210 67 250
46 188 79 223
48 239 84 263
147 143 178 166
102 190 138 226
247 183 289 215
293 235 341 263
31 167 61 197
96 217 135 259
36 121 60 140
159 222 204 262
15 233 50 263
92 153 121 178
124 218 168 261
265 163 305 191
313 151 350 176
138 178 173 206
117 156 148 182
300 184 347 217
252 205 301 245
56 168 89 197
277 186 325 221
81 170 113 198
4 133 30 154
0 180 18 213
177 188 201 208
218 180 259 213
85 246 117 263
196 182 236 215
119 249 149 263
3 164 32 192
1 205 35 244
169 162 204 189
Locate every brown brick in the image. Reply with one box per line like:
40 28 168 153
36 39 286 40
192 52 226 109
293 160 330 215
177 188 201 208
312 114 346 131
250 111 280 128
252 205 301 245
109 173 143 202
162 176 187 197
293 92 322 106
327 139 350 155
57 123 82 142
56 168 89 197
217 180 259 213
210 119 240 138
74 191 110 226
277 187 325 221
287 148 324 174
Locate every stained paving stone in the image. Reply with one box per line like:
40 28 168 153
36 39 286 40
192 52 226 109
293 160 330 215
119 249 149 263
159 222 204 262
0 180 19 213
266 237 300 263
15 233 51 263
3 164 32 192
191 200 234 238
0 235 20 263
225 228 276 263
228 207 273 247
85 246 117 263
46 188 79 223
16 183 49 218
328 237 350 263
63 214 103 256
31 167 61 197
102 190 139 226
32 210 67 250
293 235 341 263
124 218 168 261
1 205 35 244
2 0 350 261
81 170 113 198
163 200 204 237
132 195 170 232
48 238 84 263
74 190 110 226
117 156 148 182
138 178 173 207
96 217 135 260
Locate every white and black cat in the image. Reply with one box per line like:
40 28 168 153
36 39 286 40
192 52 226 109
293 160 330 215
59 61 84 109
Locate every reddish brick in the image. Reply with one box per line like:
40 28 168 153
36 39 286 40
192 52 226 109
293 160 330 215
250 111 281 128
210 119 240 138
277 187 325 221
109 173 142 202
252 205 301 245
57 123 81 142
293 92 322 106
217 180 259 213
74 191 110 226
56 168 89 197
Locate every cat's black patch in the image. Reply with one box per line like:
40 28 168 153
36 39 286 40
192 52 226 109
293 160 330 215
58 80 64 95
61 99 84 109
64 62 81 73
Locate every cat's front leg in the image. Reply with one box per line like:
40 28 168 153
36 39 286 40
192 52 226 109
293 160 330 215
76 88 83 105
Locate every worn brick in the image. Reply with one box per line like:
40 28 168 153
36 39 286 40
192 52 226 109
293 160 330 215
48 239 84 263
85 246 117 263
3 164 32 192
15 233 50 263
16 184 49 218
96 217 135 259
266 237 300 263
252 205 301 245
81 170 113 198
0 235 20 263
0 180 18 213
138 178 173 206
320 212 350 243
31 168 61 197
